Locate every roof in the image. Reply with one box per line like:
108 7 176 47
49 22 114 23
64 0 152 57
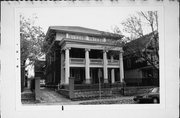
123 31 158 56
47 26 123 39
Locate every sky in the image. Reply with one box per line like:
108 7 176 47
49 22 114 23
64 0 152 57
20 7 154 37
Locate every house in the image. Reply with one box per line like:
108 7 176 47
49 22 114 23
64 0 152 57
44 26 125 94
123 31 159 86
34 60 46 87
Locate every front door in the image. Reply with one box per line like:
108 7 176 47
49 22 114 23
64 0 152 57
91 68 103 84
70 67 85 84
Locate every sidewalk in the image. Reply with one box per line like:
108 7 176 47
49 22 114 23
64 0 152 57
38 87 71 104
36 88 134 105
21 88 35 104
22 87 135 105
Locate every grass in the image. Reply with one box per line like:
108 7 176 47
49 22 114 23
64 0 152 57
80 99 135 105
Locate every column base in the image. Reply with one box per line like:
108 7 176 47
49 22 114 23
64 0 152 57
104 78 108 83
85 79 91 84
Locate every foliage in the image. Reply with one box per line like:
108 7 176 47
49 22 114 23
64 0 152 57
20 14 46 66
121 15 144 39
119 11 158 40
113 11 159 70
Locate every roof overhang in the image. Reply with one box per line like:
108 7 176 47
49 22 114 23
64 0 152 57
59 38 123 51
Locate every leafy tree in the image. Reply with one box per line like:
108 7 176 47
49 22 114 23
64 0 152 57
20 14 46 67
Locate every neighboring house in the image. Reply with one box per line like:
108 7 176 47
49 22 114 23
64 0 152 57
34 60 46 87
44 26 124 87
123 31 159 86
34 60 45 79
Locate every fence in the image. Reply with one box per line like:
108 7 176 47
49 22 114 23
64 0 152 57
124 78 159 87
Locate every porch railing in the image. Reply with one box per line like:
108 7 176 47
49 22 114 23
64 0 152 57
70 58 85 64
68 58 120 66
90 59 103 65
108 60 119 65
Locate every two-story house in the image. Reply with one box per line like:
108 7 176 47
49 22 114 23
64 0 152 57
123 31 159 86
44 26 124 88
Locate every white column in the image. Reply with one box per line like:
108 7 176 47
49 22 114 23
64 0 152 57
110 55 114 62
110 56 115 83
53 52 56 83
119 50 124 82
66 33 69 38
103 50 108 83
85 48 91 84
60 51 65 85
65 47 70 84
111 69 115 84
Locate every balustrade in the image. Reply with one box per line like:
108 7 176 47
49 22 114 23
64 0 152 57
70 58 85 64
68 58 120 66
108 60 119 65
90 59 103 65
67 34 111 43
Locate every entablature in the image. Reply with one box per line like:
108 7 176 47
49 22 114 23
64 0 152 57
60 38 123 52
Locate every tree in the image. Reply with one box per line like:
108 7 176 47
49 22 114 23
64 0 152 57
113 11 159 70
20 14 46 67
121 15 144 39
121 11 158 40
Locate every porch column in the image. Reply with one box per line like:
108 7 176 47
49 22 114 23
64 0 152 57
119 50 124 82
66 33 69 38
111 69 115 84
110 56 115 83
85 48 91 84
103 50 108 83
60 50 65 85
65 47 70 84
53 52 56 83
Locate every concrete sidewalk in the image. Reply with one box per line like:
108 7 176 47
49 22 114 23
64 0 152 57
39 88 71 104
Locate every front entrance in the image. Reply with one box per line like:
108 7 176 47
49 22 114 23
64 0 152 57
90 68 103 84
70 67 85 84
70 67 120 84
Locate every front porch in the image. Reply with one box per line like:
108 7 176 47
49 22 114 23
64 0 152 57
70 67 120 84
60 47 124 85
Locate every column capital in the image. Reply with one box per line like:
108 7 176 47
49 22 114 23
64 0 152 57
119 50 124 58
63 47 71 51
85 48 91 52
119 50 124 53
103 49 109 53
